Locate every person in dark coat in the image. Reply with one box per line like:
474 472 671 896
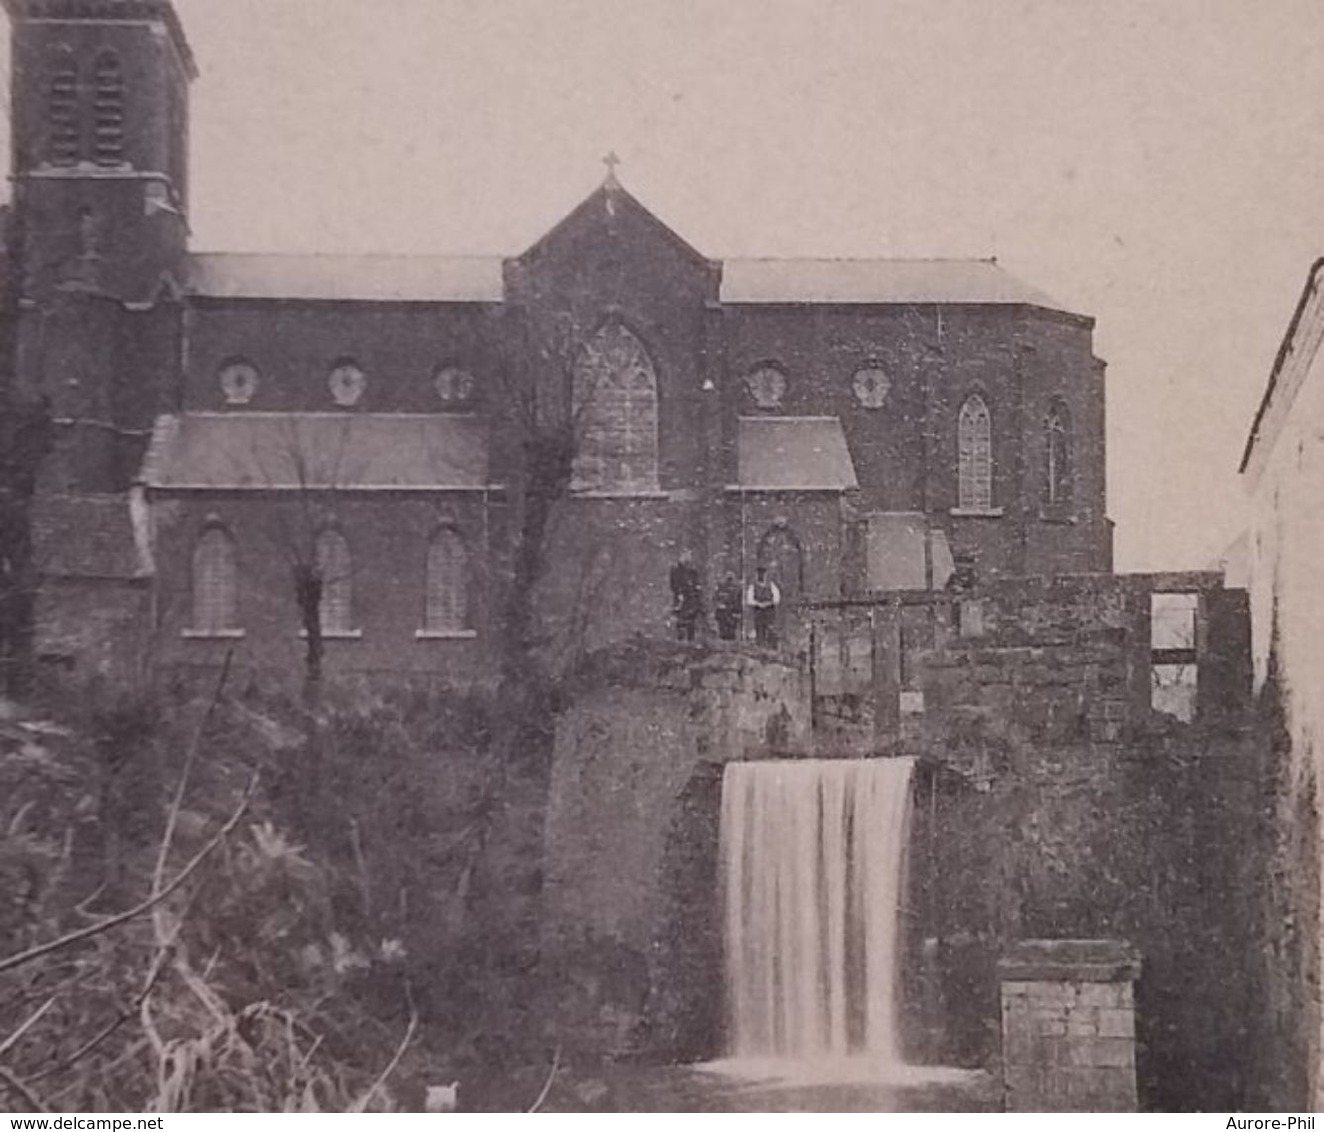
714 572 743 641
746 566 781 648
669 550 703 641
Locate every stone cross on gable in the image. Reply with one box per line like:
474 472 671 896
602 151 621 185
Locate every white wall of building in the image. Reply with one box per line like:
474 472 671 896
1244 260 1324 1106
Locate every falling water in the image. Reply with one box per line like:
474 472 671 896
720 758 915 1071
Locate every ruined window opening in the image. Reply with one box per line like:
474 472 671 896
957 394 993 510
424 527 470 634
192 525 238 634
46 46 80 166
315 529 353 635
92 50 125 165
572 322 660 493
1045 401 1072 507
1151 592 1198 722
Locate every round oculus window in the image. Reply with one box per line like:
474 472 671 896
329 363 367 407
219 361 259 406
746 365 787 409
852 366 892 409
435 366 476 404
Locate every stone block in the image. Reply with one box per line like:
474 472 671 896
1068 1036 1134 1069
1075 982 1123 1007
1065 1067 1129 1111
1025 981 1075 1005
1004 1065 1049 1107
700 668 740 691
1066 1010 1100 1037
1096 1007 1134 1038
1001 1030 1034 1066
1090 720 1122 743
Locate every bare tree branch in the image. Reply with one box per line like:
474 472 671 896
29 935 174 1083
152 651 233 936
525 1043 561 1114
347 981 418 1113
0 995 57 1060
0 775 259 978
0 1065 47 1112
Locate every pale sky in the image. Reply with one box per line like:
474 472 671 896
20 0 1324 570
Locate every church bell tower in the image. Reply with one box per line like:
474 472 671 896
4 0 195 490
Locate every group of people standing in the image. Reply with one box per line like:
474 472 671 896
668 551 782 647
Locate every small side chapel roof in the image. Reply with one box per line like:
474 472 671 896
143 413 492 491
736 416 859 492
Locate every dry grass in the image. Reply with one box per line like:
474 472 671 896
0 691 415 1114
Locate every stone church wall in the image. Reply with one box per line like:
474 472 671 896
723 304 1111 579
150 492 492 689
182 300 506 414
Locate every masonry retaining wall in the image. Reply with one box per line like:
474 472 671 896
541 641 810 1059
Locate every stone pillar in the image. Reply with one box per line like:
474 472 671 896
998 939 1141 1112
872 601 901 742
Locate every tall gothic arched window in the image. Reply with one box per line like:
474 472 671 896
957 394 993 511
424 527 469 634
46 45 80 166
192 525 237 633
315 529 353 634
572 322 659 493
92 51 125 165
1045 401 1072 507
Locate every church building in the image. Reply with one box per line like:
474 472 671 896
2 0 1113 687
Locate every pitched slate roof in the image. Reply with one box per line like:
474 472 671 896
187 254 506 304
143 413 492 491
719 257 1070 311
32 494 152 580
188 250 1073 313
735 416 859 491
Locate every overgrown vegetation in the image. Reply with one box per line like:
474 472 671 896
0 393 53 700
0 673 610 1112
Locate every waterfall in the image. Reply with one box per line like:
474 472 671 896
720 758 914 1068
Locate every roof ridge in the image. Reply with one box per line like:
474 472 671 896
189 251 505 261
190 251 1004 268
721 255 1000 265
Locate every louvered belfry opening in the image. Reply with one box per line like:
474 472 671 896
46 45 79 165
92 50 125 165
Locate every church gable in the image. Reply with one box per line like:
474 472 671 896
507 178 720 304
505 178 720 496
